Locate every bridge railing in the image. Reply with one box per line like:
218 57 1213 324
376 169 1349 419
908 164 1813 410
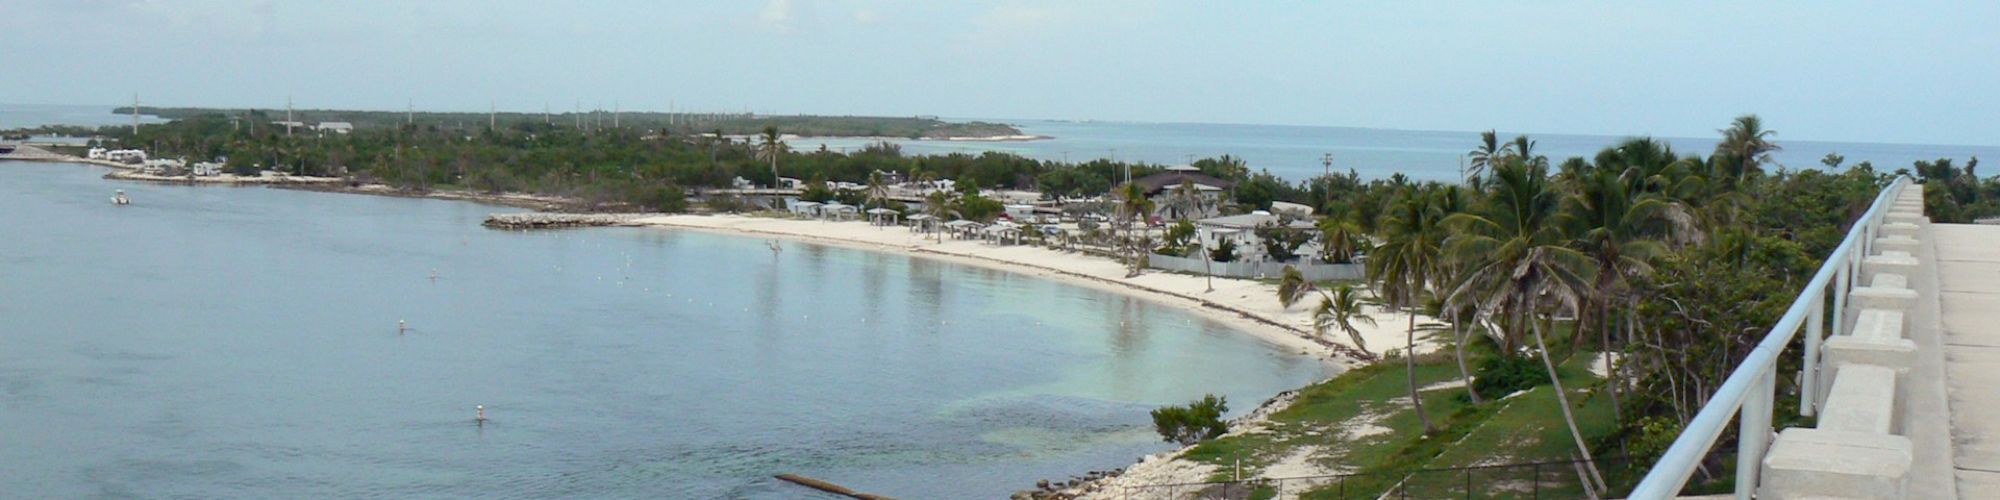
1627 175 1914 499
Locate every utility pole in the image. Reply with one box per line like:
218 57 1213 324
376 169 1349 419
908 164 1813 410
130 94 140 135
543 102 550 125
286 96 294 136
489 101 496 131
407 99 414 126
574 100 582 130
613 101 620 128
1322 153 1333 210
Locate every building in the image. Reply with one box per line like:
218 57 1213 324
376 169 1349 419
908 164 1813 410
315 122 354 134
1133 166 1234 220
104 149 147 164
1195 211 1318 262
191 161 224 177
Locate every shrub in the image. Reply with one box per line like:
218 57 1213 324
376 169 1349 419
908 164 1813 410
1211 239 1238 262
1471 354 1547 398
1151 394 1229 446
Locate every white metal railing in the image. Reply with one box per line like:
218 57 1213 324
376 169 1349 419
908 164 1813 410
1628 175 1914 499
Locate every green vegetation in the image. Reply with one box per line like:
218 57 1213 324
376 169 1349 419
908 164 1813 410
1152 394 1231 446
1180 116 1914 497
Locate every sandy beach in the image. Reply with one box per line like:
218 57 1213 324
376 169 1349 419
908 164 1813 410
627 215 1448 496
633 214 1441 367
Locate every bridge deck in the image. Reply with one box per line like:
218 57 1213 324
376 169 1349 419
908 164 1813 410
1933 223 2000 495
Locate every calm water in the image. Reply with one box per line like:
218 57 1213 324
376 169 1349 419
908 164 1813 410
0 162 1335 498
795 119 2000 182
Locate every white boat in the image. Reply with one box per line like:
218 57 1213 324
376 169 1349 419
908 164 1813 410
111 190 130 205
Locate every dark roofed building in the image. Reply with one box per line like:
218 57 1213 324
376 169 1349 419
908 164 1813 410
1131 166 1234 220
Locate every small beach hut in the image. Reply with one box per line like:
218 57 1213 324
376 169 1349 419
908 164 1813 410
906 213 936 233
866 207 900 227
944 220 984 240
789 200 823 218
820 203 859 221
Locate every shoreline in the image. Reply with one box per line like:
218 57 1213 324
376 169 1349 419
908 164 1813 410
628 215 1439 497
37 152 1421 494
634 215 1435 366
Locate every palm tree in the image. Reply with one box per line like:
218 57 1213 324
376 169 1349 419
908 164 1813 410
1368 188 1448 434
865 170 890 207
1117 182 1156 275
919 173 952 241
1277 265 1314 309
1507 135 1547 170
758 126 785 188
1314 284 1375 356
1444 160 1604 492
1316 208 1363 264
1466 130 1506 181
1167 179 1204 220
1716 114 1779 185
1563 162 1691 423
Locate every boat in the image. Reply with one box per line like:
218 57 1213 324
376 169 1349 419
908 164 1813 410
111 190 130 205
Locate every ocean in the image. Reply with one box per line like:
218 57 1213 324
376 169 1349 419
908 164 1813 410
0 162 1333 497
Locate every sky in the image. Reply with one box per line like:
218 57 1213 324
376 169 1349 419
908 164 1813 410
2 1 1996 146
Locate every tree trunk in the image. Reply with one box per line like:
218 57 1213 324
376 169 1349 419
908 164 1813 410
1533 315 1605 494
1453 319 1482 403
1601 293 1621 424
1408 312 1435 433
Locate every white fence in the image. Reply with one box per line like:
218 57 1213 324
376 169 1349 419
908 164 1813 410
1148 253 1365 281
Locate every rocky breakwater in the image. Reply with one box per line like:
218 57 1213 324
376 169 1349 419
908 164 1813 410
482 212 663 229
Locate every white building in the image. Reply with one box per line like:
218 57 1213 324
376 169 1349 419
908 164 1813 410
315 122 354 134
1195 211 1318 262
105 149 147 164
191 161 224 176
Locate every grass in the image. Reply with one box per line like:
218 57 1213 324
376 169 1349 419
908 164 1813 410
1159 325 1626 499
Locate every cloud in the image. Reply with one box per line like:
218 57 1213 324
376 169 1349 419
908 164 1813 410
759 0 793 32
853 8 880 25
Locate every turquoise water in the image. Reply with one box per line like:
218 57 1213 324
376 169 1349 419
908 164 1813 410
0 162 1334 497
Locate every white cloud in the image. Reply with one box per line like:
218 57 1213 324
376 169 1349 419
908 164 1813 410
759 0 794 32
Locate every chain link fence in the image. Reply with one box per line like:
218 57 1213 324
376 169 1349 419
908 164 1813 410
1106 454 1707 500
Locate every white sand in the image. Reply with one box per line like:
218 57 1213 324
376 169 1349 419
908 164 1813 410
632 214 1443 366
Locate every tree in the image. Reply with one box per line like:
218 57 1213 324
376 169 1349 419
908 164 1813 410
1315 284 1375 356
1369 188 1448 433
1277 265 1314 309
865 170 890 208
1317 209 1364 264
1466 130 1505 181
758 126 785 188
1150 394 1230 446
1716 114 1780 185
1562 161 1691 422
1116 182 1157 276
1443 160 1604 492
1211 238 1238 262
1166 179 1206 220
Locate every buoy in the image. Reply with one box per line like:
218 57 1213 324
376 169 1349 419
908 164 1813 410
476 405 487 424
398 320 408 335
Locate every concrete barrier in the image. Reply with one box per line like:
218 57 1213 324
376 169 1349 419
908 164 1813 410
1875 235 1921 254
1863 252 1921 284
1826 309 1916 386
1851 285 1918 312
1886 211 1928 225
1818 364 1901 434
1761 428 1912 499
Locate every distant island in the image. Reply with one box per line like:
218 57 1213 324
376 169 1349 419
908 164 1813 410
111 106 1035 140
